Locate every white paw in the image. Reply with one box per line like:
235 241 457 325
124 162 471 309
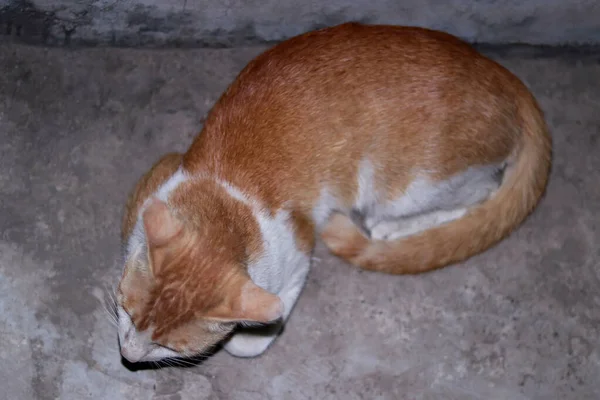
363 216 378 232
224 329 280 358
371 220 427 240
370 220 404 240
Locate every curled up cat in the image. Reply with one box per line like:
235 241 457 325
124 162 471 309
115 22 551 363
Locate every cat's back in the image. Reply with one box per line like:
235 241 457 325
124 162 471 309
188 23 522 161
223 23 515 100
196 22 523 147
184 23 529 208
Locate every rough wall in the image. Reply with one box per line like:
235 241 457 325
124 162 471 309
1 0 599 47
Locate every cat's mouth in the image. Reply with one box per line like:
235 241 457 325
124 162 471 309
120 342 179 363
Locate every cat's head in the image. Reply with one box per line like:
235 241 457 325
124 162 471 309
116 198 283 363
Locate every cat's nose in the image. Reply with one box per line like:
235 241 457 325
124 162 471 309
120 343 144 363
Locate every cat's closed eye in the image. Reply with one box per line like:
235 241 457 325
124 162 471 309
151 342 173 350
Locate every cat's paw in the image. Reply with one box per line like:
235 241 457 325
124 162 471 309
370 220 420 240
224 329 280 358
321 213 369 261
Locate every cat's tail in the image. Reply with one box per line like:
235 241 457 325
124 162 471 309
321 91 552 274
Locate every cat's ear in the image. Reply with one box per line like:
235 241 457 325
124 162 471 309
216 280 284 324
233 281 284 323
142 198 183 247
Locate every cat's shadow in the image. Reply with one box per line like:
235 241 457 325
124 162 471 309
121 322 285 371
121 343 224 372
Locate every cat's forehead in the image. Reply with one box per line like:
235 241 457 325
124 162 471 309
152 268 226 313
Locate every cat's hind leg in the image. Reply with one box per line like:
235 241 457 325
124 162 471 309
321 209 471 262
321 163 505 270
369 208 467 241
365 164 504 241
321 212 370 263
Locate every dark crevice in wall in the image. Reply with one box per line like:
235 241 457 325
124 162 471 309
0 0 54 44
0 0 97 46
1 0 600 52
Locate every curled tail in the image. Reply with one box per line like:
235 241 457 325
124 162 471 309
321 92 552 274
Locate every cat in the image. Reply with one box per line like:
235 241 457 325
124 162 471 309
115 22 551 363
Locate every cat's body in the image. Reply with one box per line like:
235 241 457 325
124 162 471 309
116 23 551 363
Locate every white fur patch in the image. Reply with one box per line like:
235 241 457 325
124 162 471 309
215 179 253 207
355 158 378 213
211 178 311 320
370 208 468 240
124 167 189 262
362 176 434 230
218 181 312 357
248 208 311 304
312 187 338 229
311 158 378 230
154 168 188 203
357 164 501 239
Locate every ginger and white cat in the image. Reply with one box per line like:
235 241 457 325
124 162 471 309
116 23 551 363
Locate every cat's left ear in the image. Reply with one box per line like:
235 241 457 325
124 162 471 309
214 280 284 324
143 198 184 247
142 198 185 277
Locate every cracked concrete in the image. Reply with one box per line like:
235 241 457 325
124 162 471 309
0 43 599 399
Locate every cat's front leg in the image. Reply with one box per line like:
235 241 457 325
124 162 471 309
223 321 283 358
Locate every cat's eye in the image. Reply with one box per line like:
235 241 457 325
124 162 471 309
152 342 177 351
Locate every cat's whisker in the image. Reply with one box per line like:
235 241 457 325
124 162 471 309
97 285 119 327
102 284 118 315
102 301 118 322
102 306 118 327
108 287 118 307
166 359 185 369
110 292 119 315
167 359 187 368
172 358 199 367
169 358 185 366
104 306 118 325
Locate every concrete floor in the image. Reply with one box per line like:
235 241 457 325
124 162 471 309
0 42 599 400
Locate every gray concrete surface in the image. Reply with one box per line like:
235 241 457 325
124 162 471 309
1 0 600 48
1 42 599 400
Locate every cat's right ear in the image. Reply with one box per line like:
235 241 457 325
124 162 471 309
228 280 284 324
142 198 184 248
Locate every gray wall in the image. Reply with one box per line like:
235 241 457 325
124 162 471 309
1 0 599 47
